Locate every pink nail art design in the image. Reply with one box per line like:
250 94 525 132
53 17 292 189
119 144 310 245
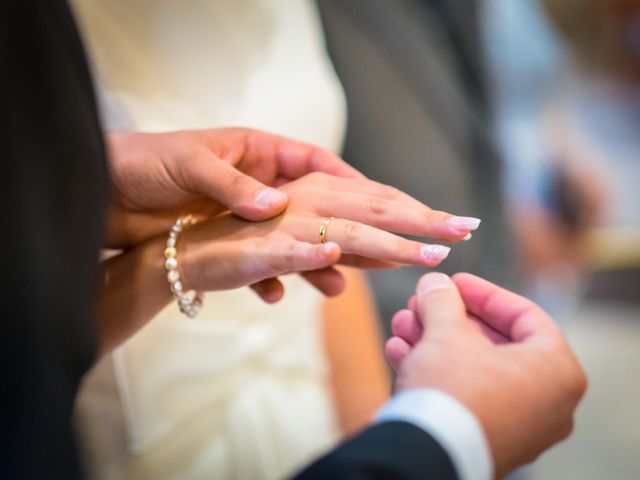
420 245 451 261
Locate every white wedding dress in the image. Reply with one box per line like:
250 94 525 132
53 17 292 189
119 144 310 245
71 1 347 478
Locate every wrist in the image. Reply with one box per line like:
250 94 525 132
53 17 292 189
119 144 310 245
171 225 198 292
377 389 494 480
97 235 172 355
162 217 203 317
140 234 175 302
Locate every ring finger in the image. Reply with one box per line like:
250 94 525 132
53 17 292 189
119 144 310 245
300 216 452 266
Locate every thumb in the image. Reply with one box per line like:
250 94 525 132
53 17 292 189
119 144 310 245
189 157 289 221
415 272 467 340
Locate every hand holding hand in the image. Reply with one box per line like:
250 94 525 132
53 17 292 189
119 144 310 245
105 128 363 247
386 273 587 477
95 157 481 353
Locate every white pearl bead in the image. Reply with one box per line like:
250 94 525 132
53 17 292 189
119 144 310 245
167 270 180 283
165 257 178 270
171 281 183 294
164 216 202 318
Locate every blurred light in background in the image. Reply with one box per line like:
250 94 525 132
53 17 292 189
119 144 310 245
481 0 640 477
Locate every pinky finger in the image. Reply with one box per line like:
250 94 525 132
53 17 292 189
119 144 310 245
250 277 285 304
385 336 412 373
267 241 342 276
300 267 346 297
391 309 423 346
338 254 400 269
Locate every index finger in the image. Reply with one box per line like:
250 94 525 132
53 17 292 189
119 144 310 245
248 130 365 179
452 273 561 344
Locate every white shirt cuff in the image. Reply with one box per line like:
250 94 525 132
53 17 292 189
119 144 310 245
375 389 493 480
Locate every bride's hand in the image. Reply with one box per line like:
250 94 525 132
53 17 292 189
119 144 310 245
178 172 481 301
97 172 481 353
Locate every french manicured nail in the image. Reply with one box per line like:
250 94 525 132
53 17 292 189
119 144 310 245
420 245 451 261
462 232 472 241
255 188 286 207
447 216 482 231
418 272 454 294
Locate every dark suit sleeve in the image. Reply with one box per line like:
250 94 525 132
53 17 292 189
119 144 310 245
1 1 108 479
293 421 459 480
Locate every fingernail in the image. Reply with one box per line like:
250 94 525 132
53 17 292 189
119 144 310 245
322 241 339 253
255 188 286 207
447 216 482 231
420 245 451 261
418 272 454 294
462 232 472 241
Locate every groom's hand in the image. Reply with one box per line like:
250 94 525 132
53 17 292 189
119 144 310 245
387 273 587 478
105 128 363 248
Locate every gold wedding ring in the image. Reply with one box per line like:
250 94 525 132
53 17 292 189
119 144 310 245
319 217 335 244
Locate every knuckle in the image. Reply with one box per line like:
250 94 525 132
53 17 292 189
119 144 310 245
385 185 402 198
390 236 409 258
423 208 440 223
568 367 588 400
552 351 588 402
526 450 544 466
250 240 274 279
280 242 299 271
552 416 575 445
228 172 254 197
170 131 197 153
306 171 328 184
248 238 284 279
372 180 396 196
190 144 211 160
394 236 406 251
368 197 387 216
283 244 300 270
562 417 575 440
343 222 361 243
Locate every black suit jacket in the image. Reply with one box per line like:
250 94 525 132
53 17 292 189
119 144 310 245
296 421 458 479
1 1 458 479
1 0 107 478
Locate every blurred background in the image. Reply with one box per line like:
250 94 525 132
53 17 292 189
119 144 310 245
319 0 640 478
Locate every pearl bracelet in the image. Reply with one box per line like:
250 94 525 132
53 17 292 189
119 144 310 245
164 216 203 318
